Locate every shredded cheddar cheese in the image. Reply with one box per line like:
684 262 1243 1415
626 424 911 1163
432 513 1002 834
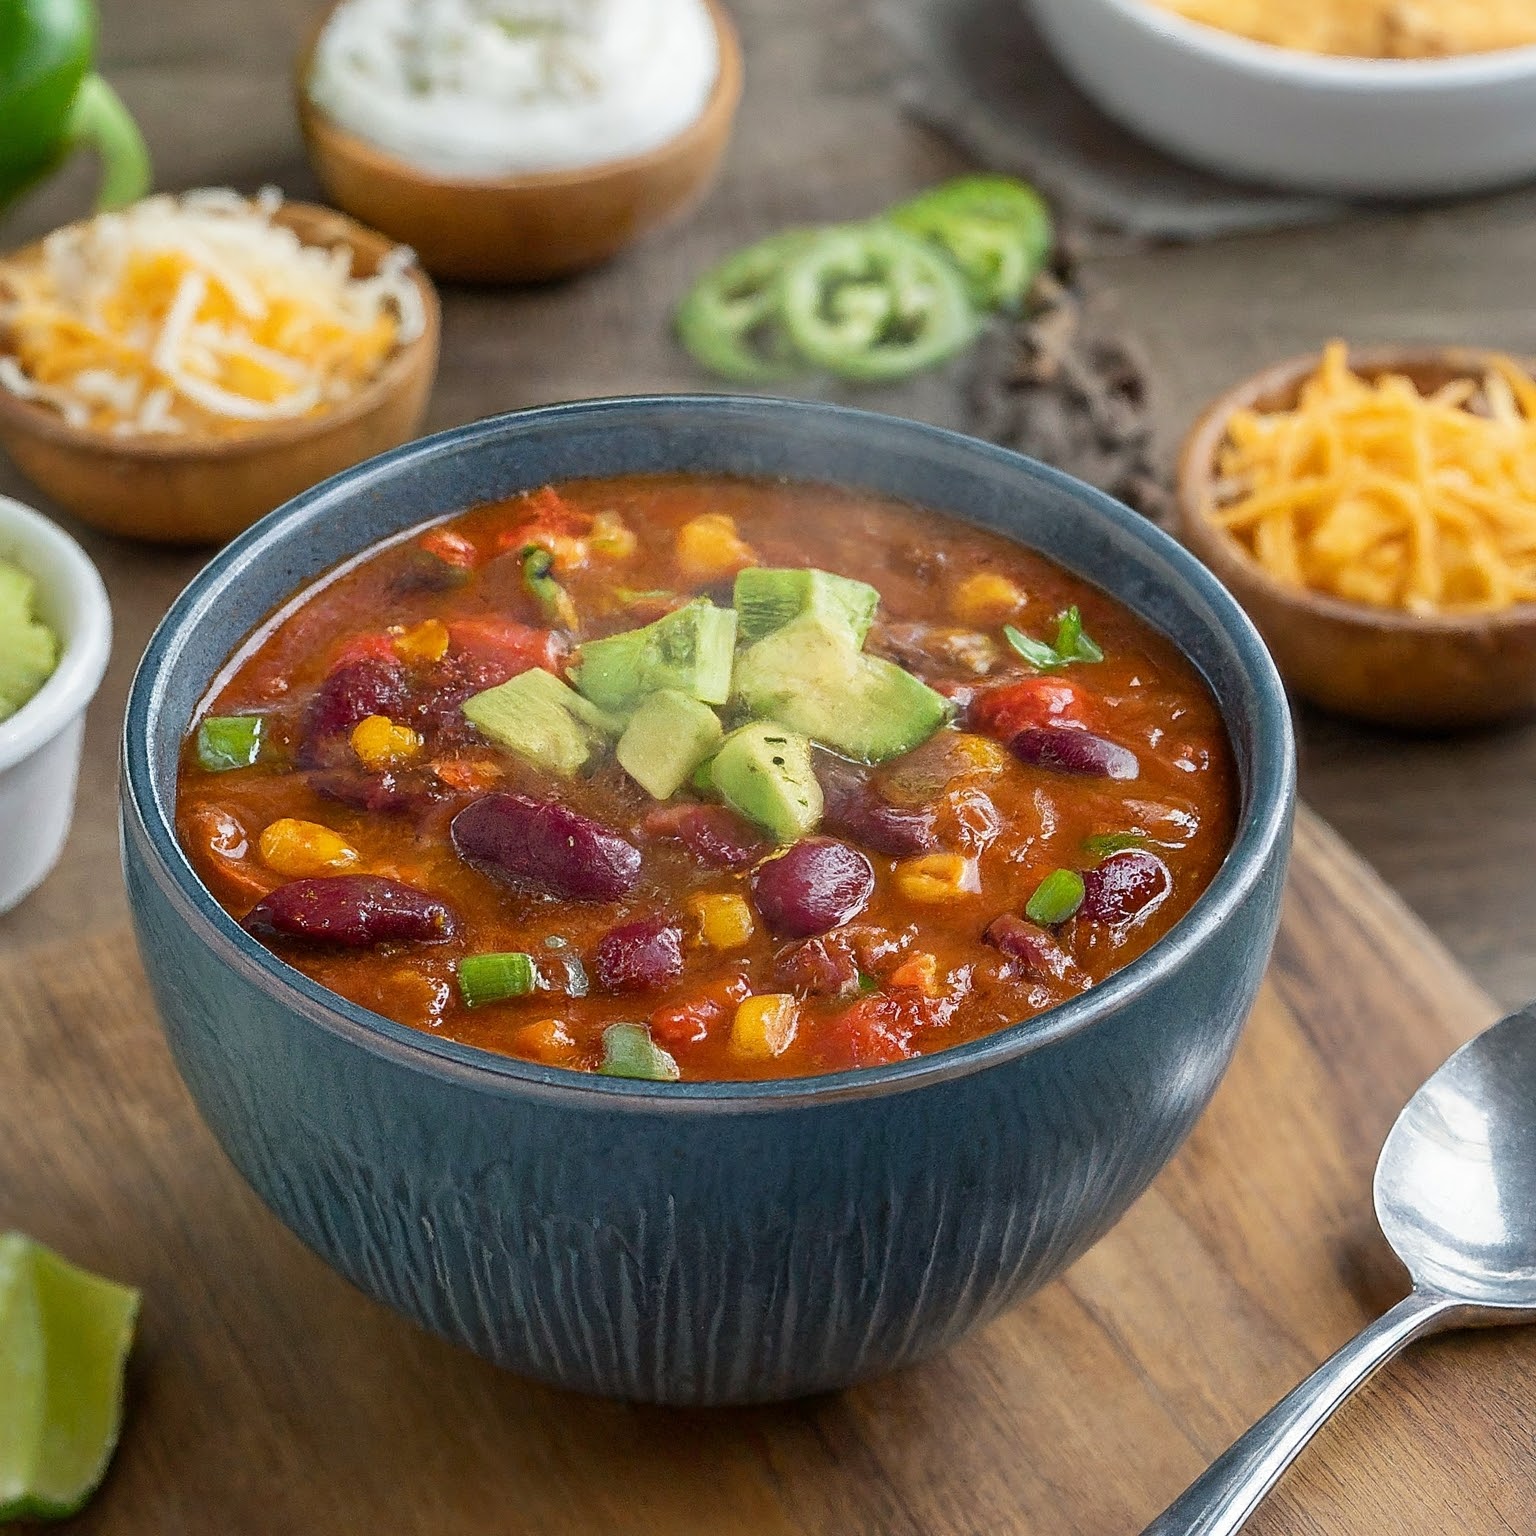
1152 0 1536 58
0 187 424 439
1208 342 1536 615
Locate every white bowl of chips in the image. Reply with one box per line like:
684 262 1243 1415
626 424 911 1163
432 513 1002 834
1028 0 1536 196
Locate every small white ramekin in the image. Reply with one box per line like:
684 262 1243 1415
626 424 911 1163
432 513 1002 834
0 495 112 914
1028 0 1536 197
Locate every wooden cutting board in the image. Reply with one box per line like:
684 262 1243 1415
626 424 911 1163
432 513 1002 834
2 807 1531 1535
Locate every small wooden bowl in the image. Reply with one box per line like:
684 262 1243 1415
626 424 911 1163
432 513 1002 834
295 0 743 284
1178 346 1536 731
0 202 440 546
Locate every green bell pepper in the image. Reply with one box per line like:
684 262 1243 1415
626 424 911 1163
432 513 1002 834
1 0 151 215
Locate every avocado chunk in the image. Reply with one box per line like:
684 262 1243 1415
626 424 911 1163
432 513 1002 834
463 667 621 777
616 689 724 800
733 613 951 764
711 721 823 843
0 560 60 724
733 567 880 647
571 598 737 713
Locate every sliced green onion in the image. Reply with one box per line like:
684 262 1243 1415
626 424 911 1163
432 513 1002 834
1025 869 1086 926
857 971 880 995
457 952 537 1008
1084 832 1147 860
1003 625 1063 671
1004 606 1103 672
196 715 264 772
520 545 577 629
1053 607 1104 664
598 1023 681 1082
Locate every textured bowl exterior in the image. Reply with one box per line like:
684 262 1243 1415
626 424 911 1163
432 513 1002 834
121 397 1294 1404
1029 0 1536 197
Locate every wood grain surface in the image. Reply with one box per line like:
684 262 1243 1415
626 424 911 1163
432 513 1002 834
1 807 1530 1535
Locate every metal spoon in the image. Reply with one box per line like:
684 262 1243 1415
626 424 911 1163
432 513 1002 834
1142 1001 1536 1536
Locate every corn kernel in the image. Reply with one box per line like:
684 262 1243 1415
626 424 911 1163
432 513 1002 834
688 891 756 950
514 1018 580 1066
894 853 982 904
949 733 1010 777
258 818 359 877
951 571 1027 626
730 994 800 1059
677 514 757 580
391 618 450 664
889 953 939 994
589 510 638 560
351 714 424 770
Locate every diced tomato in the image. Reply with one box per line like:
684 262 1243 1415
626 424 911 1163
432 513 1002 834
446 618 565 683
650 974 751 1047
823 995 921 1068
431 756 504 793
419 526 478 569
330 630 398 667
968 676 1091 741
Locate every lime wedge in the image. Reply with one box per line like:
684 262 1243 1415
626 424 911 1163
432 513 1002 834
0 1234 140 1522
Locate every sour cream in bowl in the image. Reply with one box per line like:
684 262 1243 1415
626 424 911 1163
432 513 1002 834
297 0 743 281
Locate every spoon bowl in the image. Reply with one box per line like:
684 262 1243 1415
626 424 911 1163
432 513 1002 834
1376 1005 1536 1309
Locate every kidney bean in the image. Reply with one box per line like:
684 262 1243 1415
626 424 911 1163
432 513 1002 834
751 838 875 939
451 792 641 901
773 933 862 998
1081 850 1173 925
817 758 939 857
310 768 432 815
1010 726 1139 781
641 803 766 869
592 916 685 993
243 875 459 949
300 657 410 766
984 914 1074 982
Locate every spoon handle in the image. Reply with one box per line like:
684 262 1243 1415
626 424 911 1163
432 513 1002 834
1139 1290 1459 1536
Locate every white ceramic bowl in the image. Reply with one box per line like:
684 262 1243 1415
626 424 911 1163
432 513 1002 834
0 496 111 914
1028 0 1536 197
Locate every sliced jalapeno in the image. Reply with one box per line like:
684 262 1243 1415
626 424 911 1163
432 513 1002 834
777 224 978 383
674 231 814 383
887 175 1053 313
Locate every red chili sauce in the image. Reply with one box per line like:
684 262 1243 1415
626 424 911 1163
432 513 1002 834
176 475 1238 1081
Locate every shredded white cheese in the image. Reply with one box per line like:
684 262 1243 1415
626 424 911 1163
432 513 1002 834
0 189 422 439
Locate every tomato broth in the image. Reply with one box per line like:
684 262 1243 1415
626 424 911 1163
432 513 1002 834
177 474 1238 1081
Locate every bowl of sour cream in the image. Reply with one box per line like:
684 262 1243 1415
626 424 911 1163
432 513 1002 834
297 0 743 282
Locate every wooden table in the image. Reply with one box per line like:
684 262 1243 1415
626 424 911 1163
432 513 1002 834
0 1 1533 1527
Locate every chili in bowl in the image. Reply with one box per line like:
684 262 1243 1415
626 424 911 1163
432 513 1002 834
122 397 1294 1403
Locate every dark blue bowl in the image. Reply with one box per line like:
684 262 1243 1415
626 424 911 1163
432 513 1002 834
121 397 1294 1405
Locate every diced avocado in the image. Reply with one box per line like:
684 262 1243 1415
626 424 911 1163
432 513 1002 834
616 689 724 800
711 721 823 843
463 667 621 777
0 560 59 724
733 567 880 647
570 598 737 712
733 613 951 764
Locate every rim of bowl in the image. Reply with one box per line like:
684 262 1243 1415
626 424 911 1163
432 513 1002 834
1179 345 1536 637
0 495 112 772
295 0 743 192
0 201 440 465
1084 0 1536 83
122 395 1295 1112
